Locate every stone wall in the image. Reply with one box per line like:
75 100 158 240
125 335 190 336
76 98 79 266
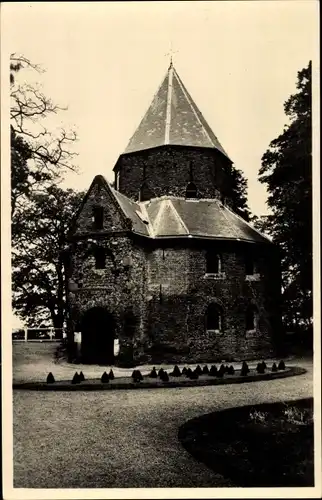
115 145 232 202
136 240 280 364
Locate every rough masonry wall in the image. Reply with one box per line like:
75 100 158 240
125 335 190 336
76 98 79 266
116 146 231 202
135 241 280 364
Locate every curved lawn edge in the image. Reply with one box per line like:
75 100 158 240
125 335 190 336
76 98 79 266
178 397 314 487
13 366 306 391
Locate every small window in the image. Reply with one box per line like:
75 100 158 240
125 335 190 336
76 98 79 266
185 182 198 199
246 305 258 331
206 251 221 274
245 255 255 275
115 171 120 191
94 248 106 269
93 205 104 230
206 303 222 331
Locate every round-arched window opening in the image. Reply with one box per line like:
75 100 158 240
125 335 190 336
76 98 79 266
185 182 198 199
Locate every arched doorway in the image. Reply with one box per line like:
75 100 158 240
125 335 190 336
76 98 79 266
81 307 115 364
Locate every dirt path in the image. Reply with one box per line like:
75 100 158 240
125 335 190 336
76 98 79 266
13 360 313 488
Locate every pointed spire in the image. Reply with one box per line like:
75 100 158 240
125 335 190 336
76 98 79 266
124 64 230 160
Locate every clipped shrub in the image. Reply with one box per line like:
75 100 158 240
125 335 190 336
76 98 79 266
182 367 187 375
186 367 193 378
278 360 286 370
217 365 225 378
262 361 267 370
272 362 278 372
46 372 55 384
72 372 81 384
202 365 209 375
79 371 85 382
149 367 158 378
241 361 250 376
227 365 235 375
170 365 182 377
190 370 199 380
132 369 143 382
256 362 265 374
101 371 109 383
195 365 203 376
108 369 115 380
158 368 165 378
160 370 169 382
209 365 218 377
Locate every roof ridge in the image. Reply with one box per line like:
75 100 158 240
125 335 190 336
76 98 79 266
139 203 154 238
168 199 189 235
173 68 213 147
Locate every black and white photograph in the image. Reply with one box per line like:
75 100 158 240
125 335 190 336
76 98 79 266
1 1 320 497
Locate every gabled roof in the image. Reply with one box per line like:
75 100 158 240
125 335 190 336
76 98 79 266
124 63 231 160
70 176 271 244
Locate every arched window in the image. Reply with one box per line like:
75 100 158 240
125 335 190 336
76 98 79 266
139 182 153 202
92 205 104 230
246 305 259 331
206 251 221 274
94 247 106 269
206 303 223 332
185 182 198 199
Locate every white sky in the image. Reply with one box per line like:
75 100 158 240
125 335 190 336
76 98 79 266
2 1 318 328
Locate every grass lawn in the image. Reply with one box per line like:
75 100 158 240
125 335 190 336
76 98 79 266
179 398 314 487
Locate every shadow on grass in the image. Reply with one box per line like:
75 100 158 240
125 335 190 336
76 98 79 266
178 398 314 487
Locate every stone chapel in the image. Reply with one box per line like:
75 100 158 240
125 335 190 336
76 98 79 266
65 62 282 366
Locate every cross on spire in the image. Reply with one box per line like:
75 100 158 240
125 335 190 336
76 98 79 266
164 42 178 68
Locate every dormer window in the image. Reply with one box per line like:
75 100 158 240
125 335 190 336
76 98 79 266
94 247 106 269
185 182 198 199
206 251 222 274
93 205 104 230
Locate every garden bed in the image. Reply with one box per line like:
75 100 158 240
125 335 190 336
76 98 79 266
178 397 314 487
13 365 306 391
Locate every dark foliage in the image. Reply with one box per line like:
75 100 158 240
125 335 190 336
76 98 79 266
72 372 80 384
241 361 250 376
148 367 158 378
195 365 203 376
108 369 115 380
272 362 278 372
209 365 218 377
46 372 55 384
227 365 235 375
79 371 85 382
259 62 312 331
101 371 109 383
217 365 225 378
132 370 143 382
256 362 266 374
160 370 169 382
170 365 182 377
202 365 209 375
278 360 286 370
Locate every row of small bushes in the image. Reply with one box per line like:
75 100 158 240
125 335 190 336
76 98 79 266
46 360 286 384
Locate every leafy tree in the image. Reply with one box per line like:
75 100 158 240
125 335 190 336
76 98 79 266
259 61 312 329
10 53 77 220
12 186 83 328
228 166 251 221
